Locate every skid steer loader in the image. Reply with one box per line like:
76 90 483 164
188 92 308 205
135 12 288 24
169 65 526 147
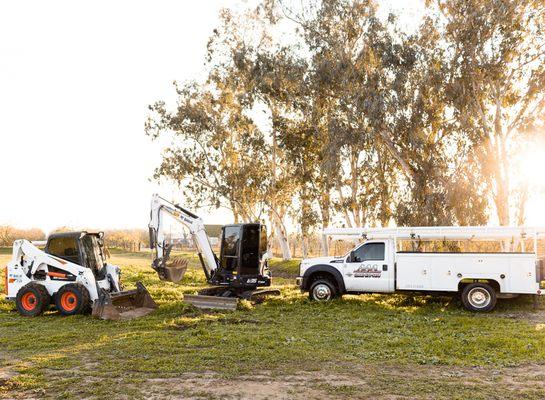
4 231 156 320
148 194 279 310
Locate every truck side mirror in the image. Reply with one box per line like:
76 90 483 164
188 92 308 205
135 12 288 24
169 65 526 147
349 251 356 263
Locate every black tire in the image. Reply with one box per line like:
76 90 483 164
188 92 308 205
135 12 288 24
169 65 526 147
15 283 51 317
55 283 91 316
309 278 338 301
461 283 497 312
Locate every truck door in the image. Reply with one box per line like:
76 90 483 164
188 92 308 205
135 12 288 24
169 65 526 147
343 241 392 292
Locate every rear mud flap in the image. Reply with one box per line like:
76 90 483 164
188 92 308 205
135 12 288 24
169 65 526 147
92 282 157 320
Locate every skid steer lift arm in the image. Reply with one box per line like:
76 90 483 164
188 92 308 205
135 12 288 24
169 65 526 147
148 194 219 283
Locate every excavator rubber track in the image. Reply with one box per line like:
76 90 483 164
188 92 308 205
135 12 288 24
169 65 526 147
91 282 157 320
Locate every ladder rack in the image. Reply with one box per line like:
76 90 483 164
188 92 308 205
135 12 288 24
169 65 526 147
321 226 545 256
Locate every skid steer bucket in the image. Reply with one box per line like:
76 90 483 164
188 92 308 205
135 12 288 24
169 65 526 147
92 282 157 320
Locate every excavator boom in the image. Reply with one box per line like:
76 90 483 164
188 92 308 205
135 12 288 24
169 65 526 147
148 194 218 283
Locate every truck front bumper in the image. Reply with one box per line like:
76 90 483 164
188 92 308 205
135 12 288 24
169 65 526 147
295 277 303 287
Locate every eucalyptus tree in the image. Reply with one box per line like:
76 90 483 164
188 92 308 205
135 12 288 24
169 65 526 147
277 0 486 227
148 6 302 259
275 0 398 229
436 0 545 225
145 81 270 223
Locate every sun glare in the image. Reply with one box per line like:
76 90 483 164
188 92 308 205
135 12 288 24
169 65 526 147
519 147 545 187
518 143 545 225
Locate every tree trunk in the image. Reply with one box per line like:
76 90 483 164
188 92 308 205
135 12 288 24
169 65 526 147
268 106 291 260
492 137 510 226
350 149 361 226
315 188 330 254
516 183 529 226
273 217 291 260
301 235 309 259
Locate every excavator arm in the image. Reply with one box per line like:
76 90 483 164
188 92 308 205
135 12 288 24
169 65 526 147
148 194 219 283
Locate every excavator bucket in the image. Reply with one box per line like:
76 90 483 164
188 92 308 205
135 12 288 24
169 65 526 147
92 282 157 321
162 257 189 283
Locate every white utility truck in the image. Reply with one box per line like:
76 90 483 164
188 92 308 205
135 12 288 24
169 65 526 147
297 226 545 311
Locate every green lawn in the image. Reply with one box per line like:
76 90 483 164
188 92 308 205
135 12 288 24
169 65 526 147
2 252 545 399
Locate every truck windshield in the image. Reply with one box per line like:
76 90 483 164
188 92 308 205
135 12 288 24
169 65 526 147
81 235 106 275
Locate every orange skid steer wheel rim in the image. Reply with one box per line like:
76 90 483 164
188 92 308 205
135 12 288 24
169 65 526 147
60 292 78 312
21 292 37 311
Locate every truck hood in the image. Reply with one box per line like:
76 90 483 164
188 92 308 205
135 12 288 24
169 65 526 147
300 256 344 267
299 256 344 276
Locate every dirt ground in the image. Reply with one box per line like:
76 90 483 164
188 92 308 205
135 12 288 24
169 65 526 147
137 364 545 400
3 361 545 400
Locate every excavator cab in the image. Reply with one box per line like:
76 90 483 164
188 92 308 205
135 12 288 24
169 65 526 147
213 223 271 289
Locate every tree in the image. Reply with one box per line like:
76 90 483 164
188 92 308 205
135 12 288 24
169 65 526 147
437 0 545 225
146 81 270 223
0 226 45 246
277 0 487 227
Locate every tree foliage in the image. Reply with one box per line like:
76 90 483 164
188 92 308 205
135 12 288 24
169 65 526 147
147 0 544 258
0 226 45 247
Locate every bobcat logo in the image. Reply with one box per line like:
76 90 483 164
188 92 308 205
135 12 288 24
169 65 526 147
354 264 381 278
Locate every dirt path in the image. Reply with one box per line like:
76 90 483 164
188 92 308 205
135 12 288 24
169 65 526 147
2 353 545 399
137 363 545 400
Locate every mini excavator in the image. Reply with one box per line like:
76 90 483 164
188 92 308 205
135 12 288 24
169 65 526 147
148 194 279 309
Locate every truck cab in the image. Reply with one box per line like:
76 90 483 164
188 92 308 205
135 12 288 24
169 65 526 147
298 239 396 300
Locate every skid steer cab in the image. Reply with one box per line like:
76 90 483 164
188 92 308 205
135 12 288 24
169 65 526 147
4 232 156 320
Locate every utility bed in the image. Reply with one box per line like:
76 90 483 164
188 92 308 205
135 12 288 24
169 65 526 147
396 252 539 294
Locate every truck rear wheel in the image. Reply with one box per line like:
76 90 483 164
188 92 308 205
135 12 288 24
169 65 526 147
16 283 51 317
461 283 497 312
55 283 91 316
309 278 337 301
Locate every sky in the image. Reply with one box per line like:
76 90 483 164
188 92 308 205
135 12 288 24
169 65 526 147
0 0 428 234
0 1 238 232
4 1 542 234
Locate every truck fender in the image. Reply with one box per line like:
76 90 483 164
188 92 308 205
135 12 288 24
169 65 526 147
457 277 503 293
301 265 346 293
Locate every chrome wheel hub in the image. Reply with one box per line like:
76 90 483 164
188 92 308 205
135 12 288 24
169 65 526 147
313 284 332 301
468 287 491 308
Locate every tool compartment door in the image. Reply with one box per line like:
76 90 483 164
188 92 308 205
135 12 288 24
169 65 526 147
396 253 432 290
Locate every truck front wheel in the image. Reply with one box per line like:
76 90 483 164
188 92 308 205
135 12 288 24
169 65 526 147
309 278 337 301
461 283 497 312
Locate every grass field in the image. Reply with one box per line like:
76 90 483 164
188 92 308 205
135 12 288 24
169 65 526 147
2 251 545 399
